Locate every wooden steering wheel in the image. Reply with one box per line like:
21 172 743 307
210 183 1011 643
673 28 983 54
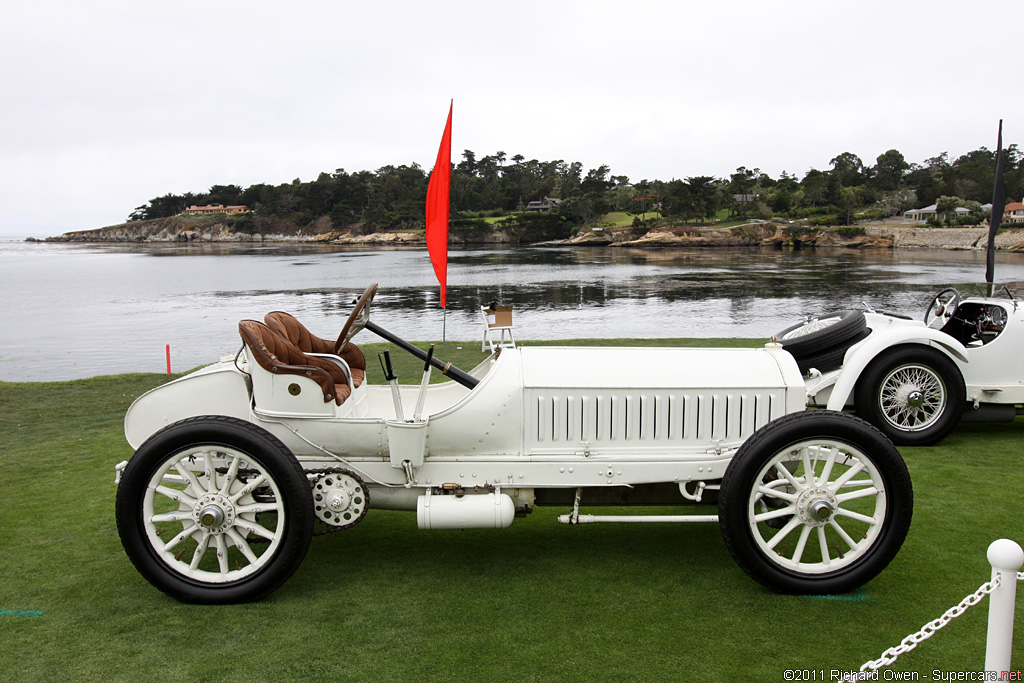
335 283 378 354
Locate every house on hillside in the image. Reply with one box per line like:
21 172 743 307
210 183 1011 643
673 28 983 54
903 204 971 223
525 197 562 213
904 204 936 222
183 204 250 215
1005 202 1024 223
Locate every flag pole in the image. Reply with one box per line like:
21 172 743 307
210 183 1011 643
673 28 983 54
986 119 1006 298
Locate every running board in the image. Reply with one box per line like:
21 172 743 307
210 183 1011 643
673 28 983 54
557 514 718 524
557 488 718 524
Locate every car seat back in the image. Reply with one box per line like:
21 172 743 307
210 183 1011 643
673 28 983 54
265 311 366 387
238 320 352 405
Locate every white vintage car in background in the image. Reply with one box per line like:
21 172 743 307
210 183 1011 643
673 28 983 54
115 284 912 604
777 286 1024 446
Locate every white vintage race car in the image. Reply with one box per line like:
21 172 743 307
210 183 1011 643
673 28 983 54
777 286 1024 446
115 284 912 604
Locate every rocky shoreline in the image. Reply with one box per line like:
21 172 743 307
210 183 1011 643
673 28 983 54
566 222 1024 251
39 216 1024 252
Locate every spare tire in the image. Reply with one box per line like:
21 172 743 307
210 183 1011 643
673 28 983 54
775 310 867 357
793 328 871 374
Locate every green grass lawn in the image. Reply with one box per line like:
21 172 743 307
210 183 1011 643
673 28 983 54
2 343 1022 681
591 211 752 230
468 210 755 232
600 211 645 227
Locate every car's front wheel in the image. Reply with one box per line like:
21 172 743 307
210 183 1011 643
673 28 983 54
115 416 314 604
719 411 912 594
854 345 965 446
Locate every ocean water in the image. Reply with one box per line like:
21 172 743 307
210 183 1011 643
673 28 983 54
3 236 1024 381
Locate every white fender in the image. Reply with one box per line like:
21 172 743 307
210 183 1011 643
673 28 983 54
124 362 252 449
824 328 969 411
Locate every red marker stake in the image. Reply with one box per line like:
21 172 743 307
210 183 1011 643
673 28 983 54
166 345 171 375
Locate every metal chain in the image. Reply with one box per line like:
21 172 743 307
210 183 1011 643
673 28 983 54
837 577 1001 682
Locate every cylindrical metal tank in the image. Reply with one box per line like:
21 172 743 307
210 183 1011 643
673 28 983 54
416 491 515 529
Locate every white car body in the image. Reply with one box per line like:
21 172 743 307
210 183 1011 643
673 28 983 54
114 285 913 604
790 290 1023 446
127 345 806 489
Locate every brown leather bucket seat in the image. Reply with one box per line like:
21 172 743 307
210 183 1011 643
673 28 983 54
238 320 352 405
264 311 366 388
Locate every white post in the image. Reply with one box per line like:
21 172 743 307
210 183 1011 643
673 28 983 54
985 538 1024 675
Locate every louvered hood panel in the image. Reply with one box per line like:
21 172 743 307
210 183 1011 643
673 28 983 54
520 346 803 456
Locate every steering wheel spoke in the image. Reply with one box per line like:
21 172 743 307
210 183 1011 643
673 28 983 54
924 287 960 329
335 283 378 354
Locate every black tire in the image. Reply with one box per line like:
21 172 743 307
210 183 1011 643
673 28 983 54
775 310 866 357
719 411 912 594
794 328 871 375
115 416 314 604
854 345 965 446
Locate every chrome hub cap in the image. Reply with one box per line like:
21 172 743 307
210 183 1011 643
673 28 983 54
199 506 224 528
797 487 837 527
809 499 834 521
193 493 235 534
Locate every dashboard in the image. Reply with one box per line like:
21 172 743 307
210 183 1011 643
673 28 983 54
946 302 1009 345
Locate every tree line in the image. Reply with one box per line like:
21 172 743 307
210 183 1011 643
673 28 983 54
128 143 1023 232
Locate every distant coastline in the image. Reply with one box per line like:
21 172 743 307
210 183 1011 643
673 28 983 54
36 215 1024 252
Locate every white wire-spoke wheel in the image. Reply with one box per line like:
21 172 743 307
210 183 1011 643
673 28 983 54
775 310 866 357
116 417 314 604
312 471 368 528
855 345 965 446
719 411 912 594
781 316 841 339
880 364 945 428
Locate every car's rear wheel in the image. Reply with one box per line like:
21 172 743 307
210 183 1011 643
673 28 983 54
116 416 314 604
854 345 965 446
719 412 912 594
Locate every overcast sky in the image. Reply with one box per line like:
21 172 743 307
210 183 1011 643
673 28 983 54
2 0 1019 236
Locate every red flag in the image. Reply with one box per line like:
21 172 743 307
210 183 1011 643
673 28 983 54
426 101 452 307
